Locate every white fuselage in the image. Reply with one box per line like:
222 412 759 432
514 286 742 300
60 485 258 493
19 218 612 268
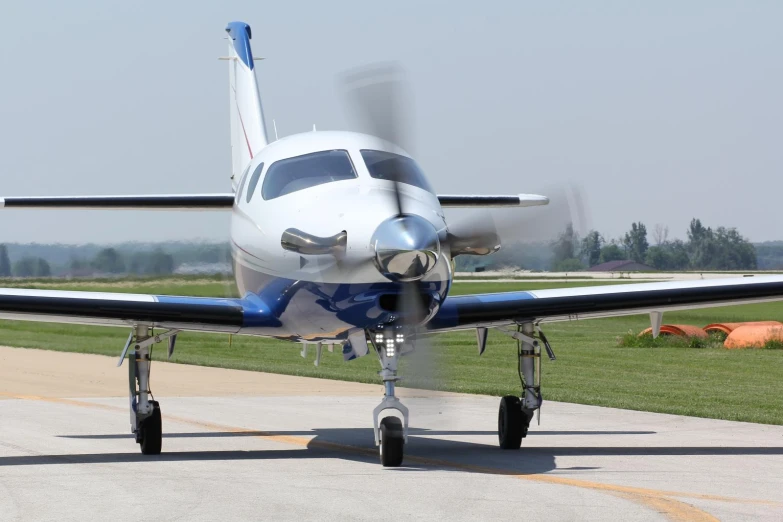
229 131 452 341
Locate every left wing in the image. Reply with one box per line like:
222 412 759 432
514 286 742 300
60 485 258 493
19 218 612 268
430 275 783 331
0 288 278 332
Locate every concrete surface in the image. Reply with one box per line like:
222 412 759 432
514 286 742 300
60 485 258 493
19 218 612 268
0 346 782 521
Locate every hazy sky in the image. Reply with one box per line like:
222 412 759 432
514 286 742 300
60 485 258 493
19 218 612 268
0 1 780 244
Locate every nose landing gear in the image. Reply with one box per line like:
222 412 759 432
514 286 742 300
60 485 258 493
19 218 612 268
369 327 409 467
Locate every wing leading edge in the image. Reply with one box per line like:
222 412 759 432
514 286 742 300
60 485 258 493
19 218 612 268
0 288 280 333
430 276 783 331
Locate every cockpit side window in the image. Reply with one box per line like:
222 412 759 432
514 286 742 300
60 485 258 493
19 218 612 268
262 150 356 200
245 162 265 203
235 164 252 204
360 150 434 194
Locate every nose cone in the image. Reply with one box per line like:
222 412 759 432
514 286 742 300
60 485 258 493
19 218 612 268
371 215 441 282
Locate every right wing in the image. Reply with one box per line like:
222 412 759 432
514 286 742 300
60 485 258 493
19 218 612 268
0 288 279 333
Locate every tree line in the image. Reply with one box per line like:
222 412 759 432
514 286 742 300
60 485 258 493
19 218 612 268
0 243 232 278
456 218 760 272
546 218 757 271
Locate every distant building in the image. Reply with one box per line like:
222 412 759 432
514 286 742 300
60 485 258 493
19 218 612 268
587 260 655 272
174 262 233 275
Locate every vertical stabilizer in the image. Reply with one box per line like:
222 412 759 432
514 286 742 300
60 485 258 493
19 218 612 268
225 22 269 190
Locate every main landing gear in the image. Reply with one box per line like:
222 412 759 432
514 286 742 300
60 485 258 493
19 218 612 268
496 322 551 450
123 325 177 455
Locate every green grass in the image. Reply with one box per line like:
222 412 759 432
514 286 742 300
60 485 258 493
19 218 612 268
1 276 783 425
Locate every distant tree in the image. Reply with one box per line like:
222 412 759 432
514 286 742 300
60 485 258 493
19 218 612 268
35 258 51 277
68 257 94 277
146 249 175 275
126 249 175 275
755 242 783 270
599 243 625 263
91 248 125 274
552 258 585 272
579 231 604 267
0 245 11 277
713 227 757 270
652 224 669 246
13 257 50 277
684 219 756 270
623 222 649 263
645 240 689 271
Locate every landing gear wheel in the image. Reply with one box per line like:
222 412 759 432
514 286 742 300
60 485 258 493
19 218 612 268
138 400 162 455
379 416 404 467
498 395 529 449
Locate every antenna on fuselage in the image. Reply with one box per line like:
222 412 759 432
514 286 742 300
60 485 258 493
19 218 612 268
273 119 279 140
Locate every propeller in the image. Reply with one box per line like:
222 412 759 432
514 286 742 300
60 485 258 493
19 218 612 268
342 63 412 217
342 63 450 395
445 183 590 253
341 62 591 397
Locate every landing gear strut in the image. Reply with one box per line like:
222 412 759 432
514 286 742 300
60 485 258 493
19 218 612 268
497 322 543 450
370 328 409 467
128 325 163 455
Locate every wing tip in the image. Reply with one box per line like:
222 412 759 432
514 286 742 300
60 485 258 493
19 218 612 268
517 194 549 206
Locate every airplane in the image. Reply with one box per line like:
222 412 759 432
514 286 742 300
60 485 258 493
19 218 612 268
2 20 783 467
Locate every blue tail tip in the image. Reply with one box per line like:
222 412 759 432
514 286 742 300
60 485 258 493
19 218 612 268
225 21 254 69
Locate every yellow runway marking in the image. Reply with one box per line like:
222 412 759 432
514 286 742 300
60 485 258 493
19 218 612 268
5 392 780 521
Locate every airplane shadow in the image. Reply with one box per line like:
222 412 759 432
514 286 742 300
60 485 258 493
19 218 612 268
1 426 781 476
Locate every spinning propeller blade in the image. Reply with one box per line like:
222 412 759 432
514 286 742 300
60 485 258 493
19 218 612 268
342 63 412 218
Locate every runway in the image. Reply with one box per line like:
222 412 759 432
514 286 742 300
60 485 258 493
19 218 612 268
0 347 781 521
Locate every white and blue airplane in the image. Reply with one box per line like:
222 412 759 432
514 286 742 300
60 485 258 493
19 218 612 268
2 21 783 466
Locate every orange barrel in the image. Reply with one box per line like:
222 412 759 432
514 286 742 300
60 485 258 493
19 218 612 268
638 325 708 338
724 324 783 349
703 321 782 336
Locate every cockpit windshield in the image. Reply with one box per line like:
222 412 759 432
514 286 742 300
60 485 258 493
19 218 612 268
360 150 434 194
262 149 357 200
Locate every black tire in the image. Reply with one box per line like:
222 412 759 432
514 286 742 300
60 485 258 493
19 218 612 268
139 401 162 455
379 417 404 467
498 395 528 449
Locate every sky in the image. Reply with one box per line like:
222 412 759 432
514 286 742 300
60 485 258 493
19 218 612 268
0 1 780 244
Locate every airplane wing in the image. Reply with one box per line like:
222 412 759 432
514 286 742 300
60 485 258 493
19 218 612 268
0 195 236 210
0 288 279 333
0 193 547 210
430 275 783 331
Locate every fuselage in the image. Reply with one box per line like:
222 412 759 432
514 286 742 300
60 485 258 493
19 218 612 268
229 131 453 341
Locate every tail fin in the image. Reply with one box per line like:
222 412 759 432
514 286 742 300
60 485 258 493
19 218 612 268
225 22 269 190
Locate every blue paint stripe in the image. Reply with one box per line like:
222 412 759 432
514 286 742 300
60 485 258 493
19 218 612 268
429 291 536 329
225 21 254 70
155 294 280 328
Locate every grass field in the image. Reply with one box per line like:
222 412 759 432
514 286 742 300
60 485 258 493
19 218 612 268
1 276 782 425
